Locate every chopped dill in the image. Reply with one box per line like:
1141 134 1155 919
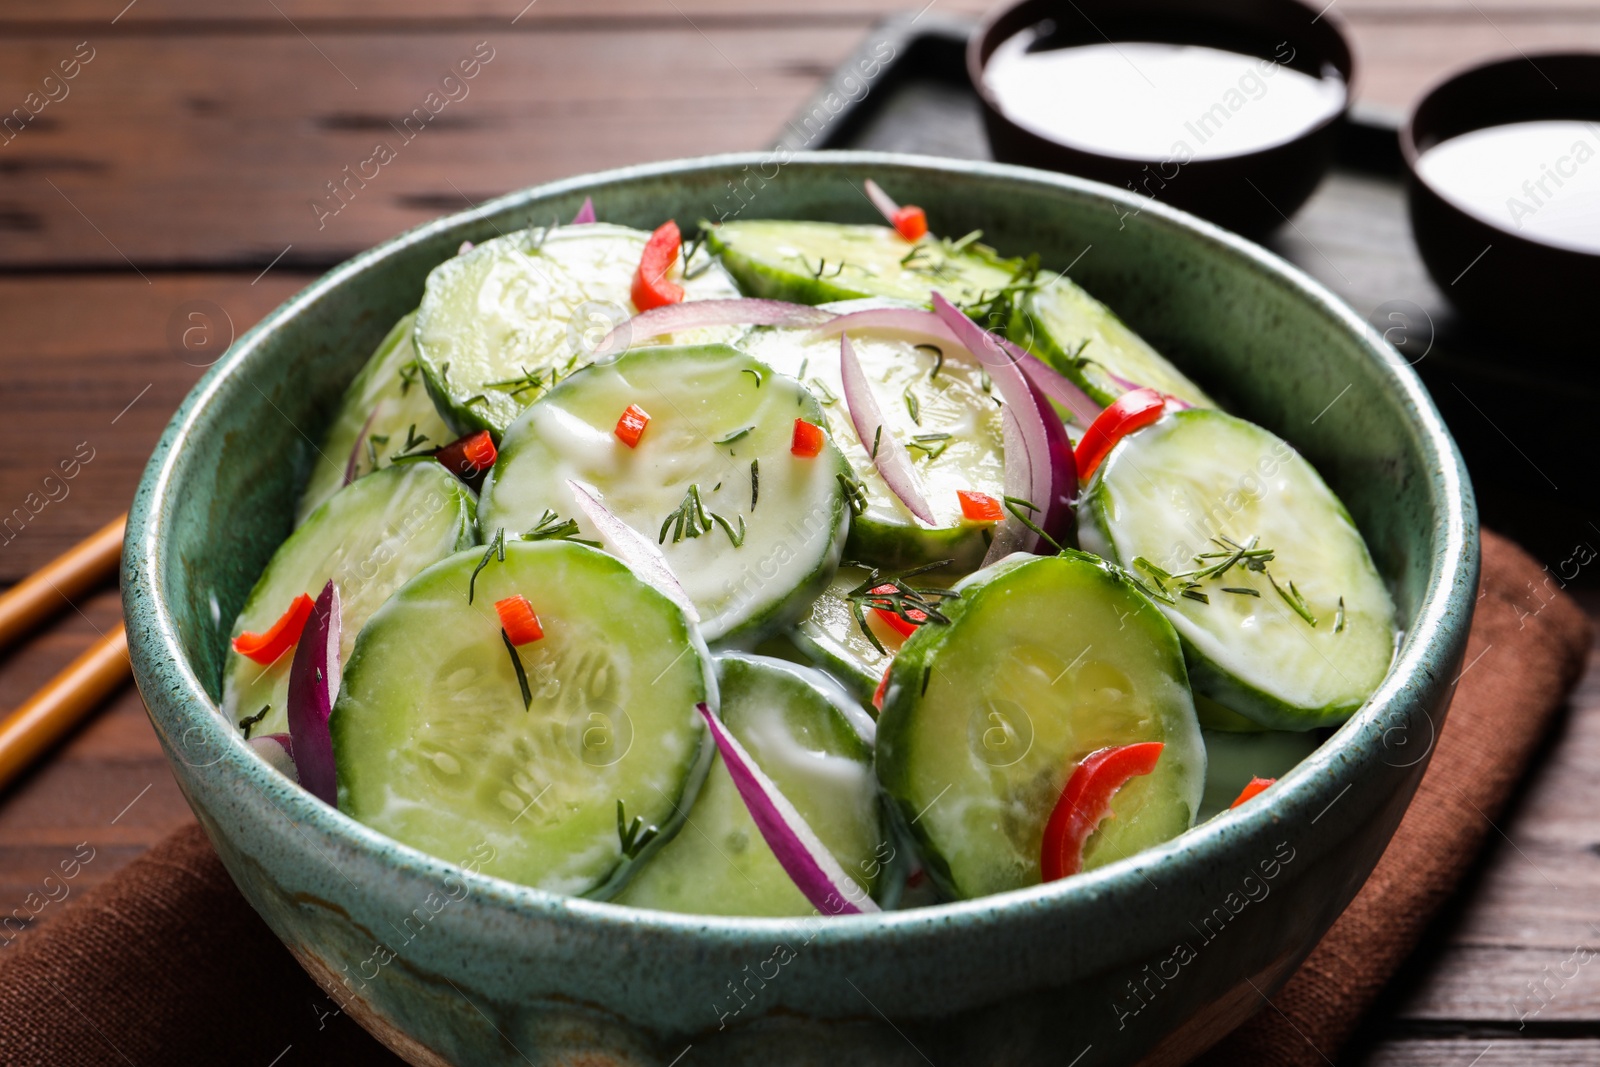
501 629 533 710
836 471 868 516
468 527 505 604
659 484 711 544
844 560 960 656
909 432 951 462
617 800 660 859
524 509 599 547
709 511 746 548
1003 496 1065 553
397 360 421 396
388 423 431 461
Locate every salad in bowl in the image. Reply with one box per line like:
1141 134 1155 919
219 181 1396 918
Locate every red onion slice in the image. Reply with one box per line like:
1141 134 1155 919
696 702 878 916
287 580 340 807
598 299 834 356
568 479 699 625
1016 353 1102 427
806 307 961 347
1021 372 1080 547
862 179 901 226
839 333 936 525
342 405 381 486
571 197 596 225
930 293 1058 558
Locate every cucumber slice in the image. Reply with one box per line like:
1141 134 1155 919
706 221 1020 308
614 653 885 916
789 563 960 704
222 462 477 739
740 309 1007 569
1014 276 1215 408
480 344 849 644
1197 729 1323 821
331 540 715 898
1077 408 1397 730
414 223 742 439
876 552 1204 900
295 312 457 524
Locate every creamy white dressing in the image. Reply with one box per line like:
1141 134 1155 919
983 36 1346 162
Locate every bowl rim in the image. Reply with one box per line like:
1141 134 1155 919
125 149 1477 950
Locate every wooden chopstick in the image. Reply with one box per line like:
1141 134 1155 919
0 514 131 792
0 513 126 655
0 625 129 790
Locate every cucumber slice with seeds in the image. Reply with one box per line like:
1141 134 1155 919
296 311 456 524
876 552 1204 900
706 221 1019 308
480 344 849 644
223 461 477 739
615 653 885 916
741 308 1006 569
415 223 741 439
331 540 715 898
1013 276 1215 408
1077 408 1396 729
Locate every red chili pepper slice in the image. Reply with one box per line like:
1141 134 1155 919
873 663 892 711
231 593 315 665
1229 776 1277 809
1040 741 1165 881
1074 387 1167 482
870 583 925 638
791 418 824 458
495 595 544 645
957 489 1004 523
631 220 686 311
434 430 497 478
614 403 651 448
891 205 928 242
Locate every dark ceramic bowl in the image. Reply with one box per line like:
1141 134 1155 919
1403 52 1600 353
968 0 1355 236
123 153 1476 1066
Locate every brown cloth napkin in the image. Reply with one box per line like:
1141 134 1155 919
0 531 1589 1067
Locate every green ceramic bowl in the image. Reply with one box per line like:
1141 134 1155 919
123 153 1477 1067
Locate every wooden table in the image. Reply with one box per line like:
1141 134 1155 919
1 2 1596 1062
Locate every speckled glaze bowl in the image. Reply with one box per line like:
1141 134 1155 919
123 153 1477 1067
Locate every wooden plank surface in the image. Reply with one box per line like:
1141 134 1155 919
3 6 1599 268
2 2 1599 1064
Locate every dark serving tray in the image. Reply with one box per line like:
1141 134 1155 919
781 15 1596 582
